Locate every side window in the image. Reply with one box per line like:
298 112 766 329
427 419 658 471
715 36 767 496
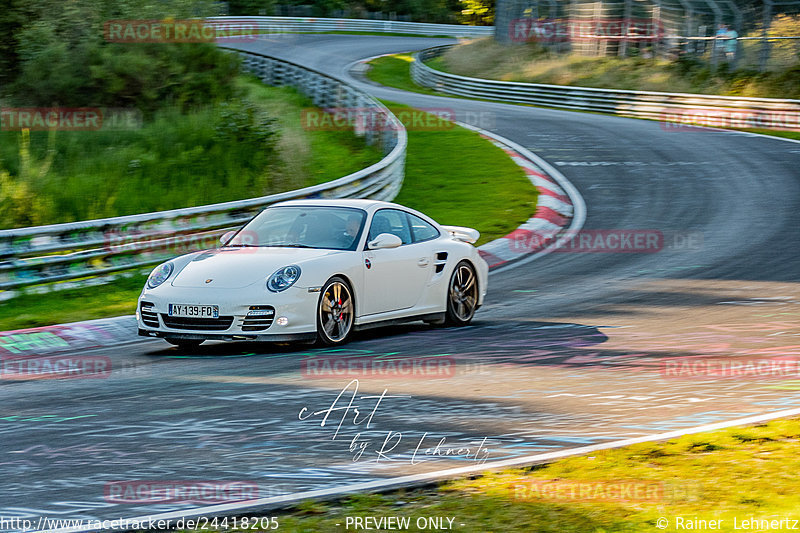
368 209 412 245
407 213 440 243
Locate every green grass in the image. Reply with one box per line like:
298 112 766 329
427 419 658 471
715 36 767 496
176 416 800 532
236 75 382 189
364 54 442 96
743 129 800 141
387 101 537 244
0 272 147 331
0 76 381 228
425 54 449 72
0 104 537 331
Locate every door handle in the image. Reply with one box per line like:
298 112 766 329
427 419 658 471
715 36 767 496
417 258 430 267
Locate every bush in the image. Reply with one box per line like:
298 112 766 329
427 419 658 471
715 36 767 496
0 95 281 227
0 130 55 227
5 0 239 112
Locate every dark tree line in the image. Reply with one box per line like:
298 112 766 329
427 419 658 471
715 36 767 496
0 0 239 111
0 0 494 110
226 0 495 25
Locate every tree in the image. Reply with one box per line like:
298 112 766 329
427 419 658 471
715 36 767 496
0 0 36 88
227 0 277 15
7 0 240 112
460 0 494 26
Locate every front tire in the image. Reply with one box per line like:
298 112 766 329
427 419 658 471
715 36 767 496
316 276 355 345
446 261 478 326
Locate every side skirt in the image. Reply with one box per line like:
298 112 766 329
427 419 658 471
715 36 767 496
353 312 446 331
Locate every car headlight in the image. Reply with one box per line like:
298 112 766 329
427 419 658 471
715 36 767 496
267 265 301 292
146 262 174 289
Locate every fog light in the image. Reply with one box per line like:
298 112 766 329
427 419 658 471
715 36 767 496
276 316 289 326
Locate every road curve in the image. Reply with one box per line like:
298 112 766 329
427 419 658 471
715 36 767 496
2 34 800 527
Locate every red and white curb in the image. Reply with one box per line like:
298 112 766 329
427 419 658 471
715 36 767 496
0 316 141 359
456 123 587 273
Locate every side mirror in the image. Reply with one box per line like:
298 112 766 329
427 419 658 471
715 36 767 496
368 233 402 250
220 230 236 245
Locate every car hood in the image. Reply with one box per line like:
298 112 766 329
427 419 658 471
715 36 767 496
170 247 342 289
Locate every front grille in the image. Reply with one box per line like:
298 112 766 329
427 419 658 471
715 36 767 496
160 315 234 331
140 302 159 328
242 305 275 332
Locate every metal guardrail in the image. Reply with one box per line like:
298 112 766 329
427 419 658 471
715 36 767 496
0 48 407 293
207 16 493 38
412 45 800 127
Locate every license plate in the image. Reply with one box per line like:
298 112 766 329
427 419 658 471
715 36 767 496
168 304 219 318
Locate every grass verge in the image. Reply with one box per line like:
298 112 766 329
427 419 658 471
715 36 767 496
179 416 800 532
364 54 442 96
0 105 537 331
0 272 148 331
743 129 800 141
434 38 800 100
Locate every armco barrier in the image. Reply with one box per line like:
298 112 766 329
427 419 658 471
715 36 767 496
0 48 406 294
207 16 493 38
412 45 800 129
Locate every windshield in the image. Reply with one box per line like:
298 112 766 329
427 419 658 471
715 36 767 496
227 206 367 251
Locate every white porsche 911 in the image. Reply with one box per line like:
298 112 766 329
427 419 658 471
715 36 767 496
137 199 488 348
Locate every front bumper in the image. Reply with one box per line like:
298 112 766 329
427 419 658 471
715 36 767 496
137 328 316 342
137 285 319 341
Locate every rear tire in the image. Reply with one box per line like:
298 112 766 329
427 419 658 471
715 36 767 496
445 261 478 326
316 276 355 346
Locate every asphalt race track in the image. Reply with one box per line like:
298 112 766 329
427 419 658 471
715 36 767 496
2 34 800 527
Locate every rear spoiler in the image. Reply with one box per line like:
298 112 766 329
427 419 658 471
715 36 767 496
442 225 480 244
